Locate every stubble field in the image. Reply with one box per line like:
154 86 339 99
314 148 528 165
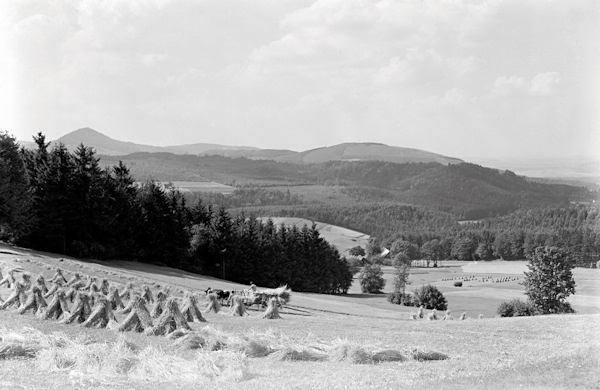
0 245 599 389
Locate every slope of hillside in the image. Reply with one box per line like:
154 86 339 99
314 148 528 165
257 217 371 257
277 142 463 165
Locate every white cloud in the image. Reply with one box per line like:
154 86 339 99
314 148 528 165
530 71 560 96
492 75 527 97
3 0 598 159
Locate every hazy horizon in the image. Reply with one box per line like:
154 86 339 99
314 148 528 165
2 0 599 161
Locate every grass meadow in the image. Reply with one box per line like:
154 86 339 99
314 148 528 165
1 246 599 389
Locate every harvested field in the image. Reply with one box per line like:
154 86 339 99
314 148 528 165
0 245 599 389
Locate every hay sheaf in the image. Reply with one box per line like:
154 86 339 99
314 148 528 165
269 346 327 362
0 282 27 310
180 291 206 322
261 297 281 319
118 296 154 333
0 343 41 359
203 293 221 314
144 297 191 336
410 349 449 361
150 290 168 318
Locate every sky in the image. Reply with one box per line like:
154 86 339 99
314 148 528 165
1 0 599 160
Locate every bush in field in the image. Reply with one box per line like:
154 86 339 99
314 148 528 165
387 291 413 306
412 284 447 310
524 246 576 314
497 299 537 317
453 281 462 287
359 264 386 293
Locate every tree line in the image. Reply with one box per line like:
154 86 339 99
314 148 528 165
234 202 600 266
0 131 352 293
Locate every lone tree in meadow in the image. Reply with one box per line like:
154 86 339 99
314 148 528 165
360 264 386 293
524 246 576 314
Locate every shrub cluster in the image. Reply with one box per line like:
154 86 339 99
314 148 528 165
386 291 413 306
412 284 447 310
496 299 537 317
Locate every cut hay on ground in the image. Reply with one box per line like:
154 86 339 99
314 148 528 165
269 346 327 362
410 349 449 361
0 343 41 359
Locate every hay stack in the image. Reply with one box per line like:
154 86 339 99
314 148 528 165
82 276 97 291
0 282 27 310
427 309 438 321
203 293 221 314
20 273 32 291
34 274 48 294
49 269 67 284
39 289 70 320
0 269 16 288
478 314 483 319
261 297 282 320
228 295 248 317
144 297 191 336
417 305 424 319
108 286 125 310
120 291 142 314
61 292 92 324
180 291 206 322
43 279 64 298
65 272 81 287
17 286 47 315
442 310 454 321
150 290 168 318
142 285 154 304
118 295 154 332
81 295 118 329
119 282 135 300
459 312 467 320
100 279 110 295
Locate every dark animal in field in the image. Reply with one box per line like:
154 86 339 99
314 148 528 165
205 287 231 305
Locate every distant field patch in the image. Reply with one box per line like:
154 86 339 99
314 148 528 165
461 261 528 275
260 217 370 257
166 181 236 194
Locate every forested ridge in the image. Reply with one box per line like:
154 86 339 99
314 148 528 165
0 132 352 293
100 153 594 220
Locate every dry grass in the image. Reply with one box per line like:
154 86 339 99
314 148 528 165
1 249 599 389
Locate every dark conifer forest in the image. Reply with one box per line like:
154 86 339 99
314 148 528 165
0 132 352 293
